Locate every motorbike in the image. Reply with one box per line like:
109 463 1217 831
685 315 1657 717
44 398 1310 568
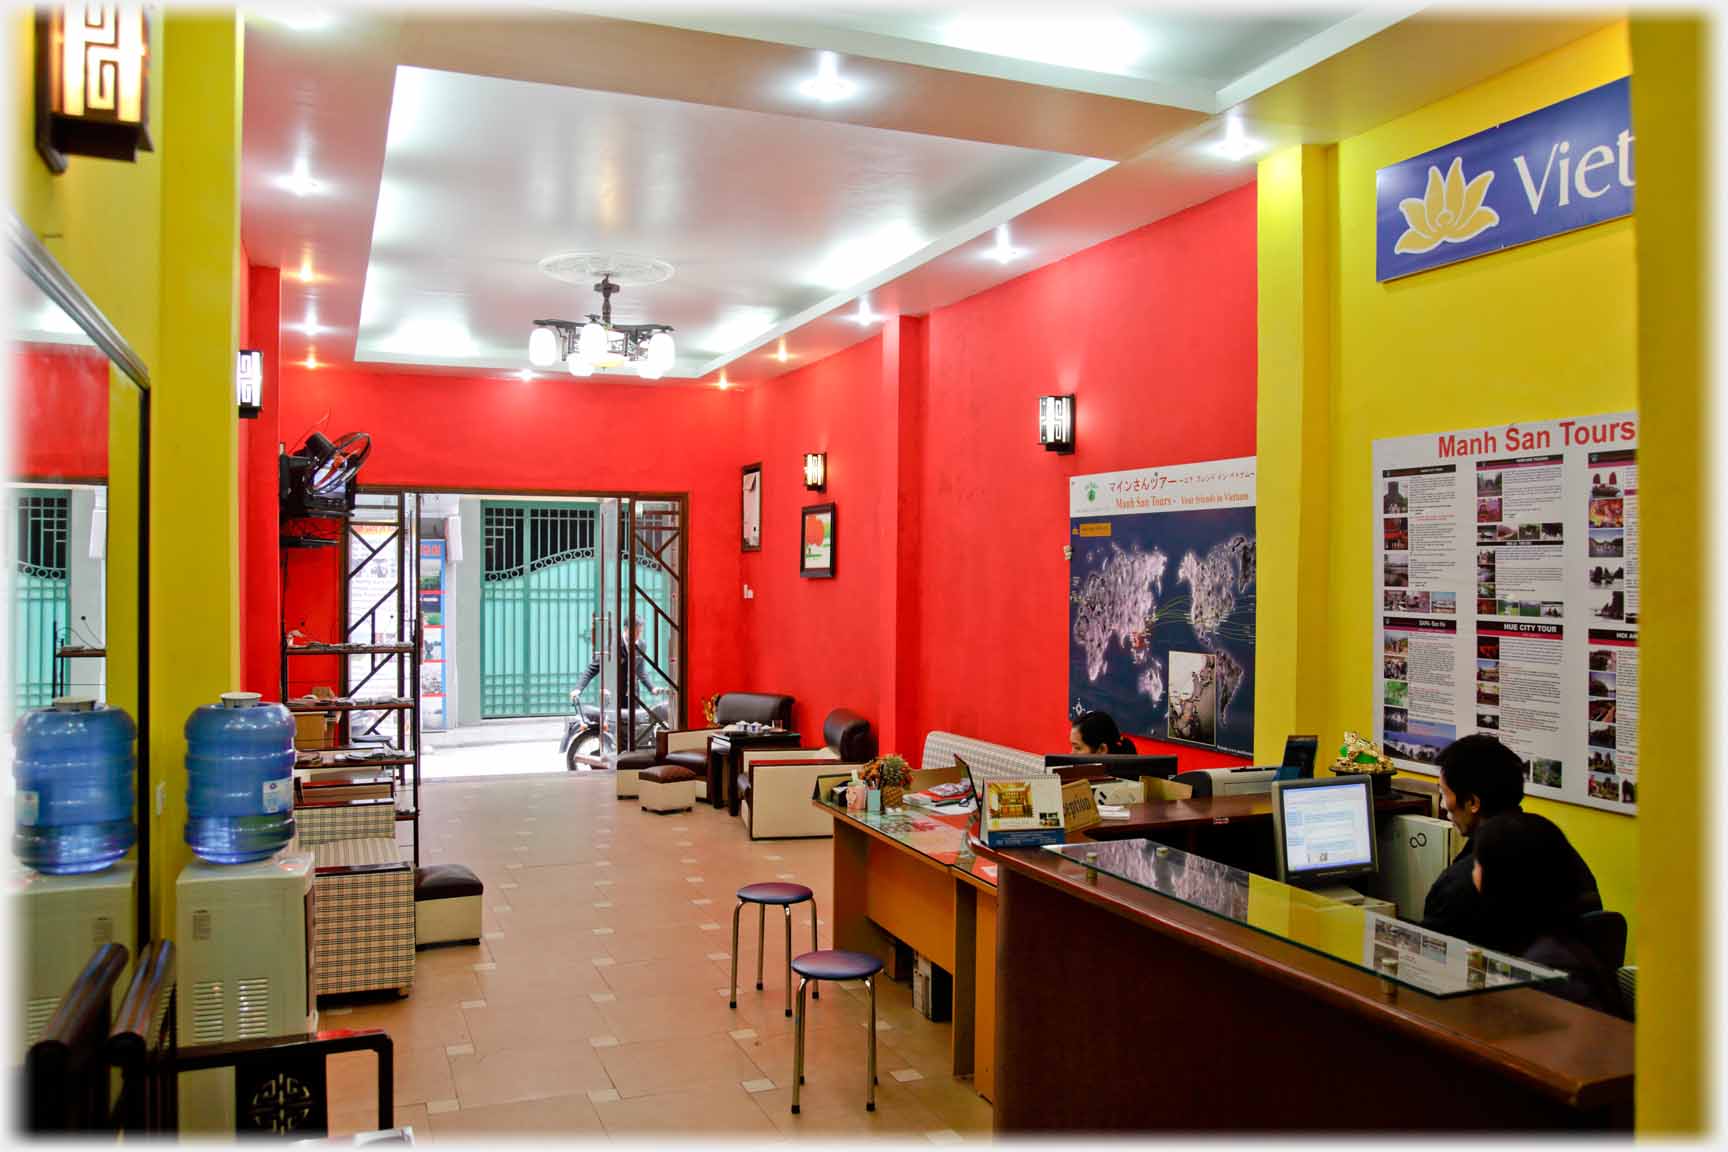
561 687 671 771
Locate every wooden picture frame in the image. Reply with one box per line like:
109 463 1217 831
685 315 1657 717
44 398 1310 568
741 462 762 552
800 503 836 579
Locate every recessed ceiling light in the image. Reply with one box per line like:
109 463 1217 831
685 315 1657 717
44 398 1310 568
300 349 320 370
983 223 1025 265
798 51 857 103
716 370 732 390
275 156 327 198
848 296 881 326
1209 112 1266 163
515 369 536 382
289 305 328 337
294 254 319 283
775 338 790 364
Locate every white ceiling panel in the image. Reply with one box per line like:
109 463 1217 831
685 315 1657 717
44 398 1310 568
355 65 1104 375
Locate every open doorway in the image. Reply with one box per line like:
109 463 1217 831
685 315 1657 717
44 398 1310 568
383 489 686 781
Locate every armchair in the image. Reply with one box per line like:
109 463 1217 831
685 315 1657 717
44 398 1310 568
294 798 415 998
738 708 877 840
653 692 796 804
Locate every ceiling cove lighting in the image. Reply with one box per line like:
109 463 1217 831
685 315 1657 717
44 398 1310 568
1209 112 1266 163
35 3 152 172
530 273 676 380
938 13 1150 78
798 51 857 103
1039 394 1075 454
984 223 1024 265
803 452 827 492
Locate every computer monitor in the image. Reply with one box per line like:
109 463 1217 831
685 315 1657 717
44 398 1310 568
1274 735 1320 782
1271 776 1379 886
1042 753 1179 780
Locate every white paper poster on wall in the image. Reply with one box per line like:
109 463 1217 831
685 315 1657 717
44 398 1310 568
1372 412 1637 815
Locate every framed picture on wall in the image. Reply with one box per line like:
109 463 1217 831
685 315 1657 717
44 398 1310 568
800 503 835 579
742 463 762 552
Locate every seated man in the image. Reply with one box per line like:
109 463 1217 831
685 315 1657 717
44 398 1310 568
571 619 669 728
1471 810 1624 1015
1422 734 1600 945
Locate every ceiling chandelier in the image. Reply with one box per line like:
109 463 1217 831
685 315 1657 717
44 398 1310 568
527 273 676 380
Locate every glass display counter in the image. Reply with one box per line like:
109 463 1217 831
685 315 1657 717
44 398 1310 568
1044 838 1562 998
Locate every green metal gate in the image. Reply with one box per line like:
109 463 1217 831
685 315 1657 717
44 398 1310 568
10 490 71 714
479 501 599 717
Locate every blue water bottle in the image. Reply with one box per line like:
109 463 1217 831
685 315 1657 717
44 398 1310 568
12 697 137 875
184 692 296 864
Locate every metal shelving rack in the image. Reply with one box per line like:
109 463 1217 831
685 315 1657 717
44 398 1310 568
281 492 422 870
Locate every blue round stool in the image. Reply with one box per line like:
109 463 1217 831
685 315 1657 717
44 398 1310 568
731 882 818 1019
789 949 884 1114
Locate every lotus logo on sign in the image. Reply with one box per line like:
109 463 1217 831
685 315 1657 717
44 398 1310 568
1377 77 1632 281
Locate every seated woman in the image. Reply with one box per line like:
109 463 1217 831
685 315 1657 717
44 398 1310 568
1069 711 1135 756
1472 810 1624 1016
1422 734 1600 944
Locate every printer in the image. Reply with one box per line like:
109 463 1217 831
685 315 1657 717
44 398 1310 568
1172 766 1280 798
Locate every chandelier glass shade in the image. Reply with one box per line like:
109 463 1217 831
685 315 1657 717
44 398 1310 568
529 273 675 379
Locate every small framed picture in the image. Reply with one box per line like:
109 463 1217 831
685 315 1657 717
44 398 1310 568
741 462 762 552
800 503 836 579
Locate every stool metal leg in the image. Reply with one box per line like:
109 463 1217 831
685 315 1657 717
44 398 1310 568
866 975 877 1112
756 903 766 990
791 976 810 1115
783 905 794 1018
809 898 820 1001
729 901 743 1010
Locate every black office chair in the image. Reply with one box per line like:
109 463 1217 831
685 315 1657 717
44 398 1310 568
1576 909 1628 970
1274 735 1320 781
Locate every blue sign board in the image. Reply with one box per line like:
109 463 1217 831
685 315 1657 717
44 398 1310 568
1376 77 1633 281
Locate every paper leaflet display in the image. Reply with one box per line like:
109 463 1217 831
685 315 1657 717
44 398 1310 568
1372 411 1638 814
980 778 1066 849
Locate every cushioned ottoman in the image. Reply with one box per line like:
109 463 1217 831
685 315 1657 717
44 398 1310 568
616 748 657 800
640 763 700 814
415 864 483 947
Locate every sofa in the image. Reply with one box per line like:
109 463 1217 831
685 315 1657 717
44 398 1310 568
653 692 796 803
918 730 1046 782
738 708 877 840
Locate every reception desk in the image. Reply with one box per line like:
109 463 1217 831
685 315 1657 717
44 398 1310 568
993 843 1635 1132
819 796 1000 1101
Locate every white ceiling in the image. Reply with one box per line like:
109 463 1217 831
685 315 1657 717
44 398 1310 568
357 66 1105 375
239 6 1621 386
600 4 1381 109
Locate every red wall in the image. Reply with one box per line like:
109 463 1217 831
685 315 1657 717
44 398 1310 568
911 184 1258 767
272 367 750 712
239 265 282 696
732 184 1258 769
10 345 110 480
739 335 886 739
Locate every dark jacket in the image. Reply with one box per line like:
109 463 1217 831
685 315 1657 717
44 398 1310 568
1420 828 1603 946
573 646 657 702
1523 930 1625 1017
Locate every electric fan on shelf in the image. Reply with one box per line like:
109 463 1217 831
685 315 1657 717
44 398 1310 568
279 431 371 520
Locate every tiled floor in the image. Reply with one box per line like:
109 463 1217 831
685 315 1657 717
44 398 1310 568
324 772 994 1141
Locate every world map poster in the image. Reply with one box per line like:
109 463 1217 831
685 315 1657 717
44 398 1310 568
1068 458 1258 755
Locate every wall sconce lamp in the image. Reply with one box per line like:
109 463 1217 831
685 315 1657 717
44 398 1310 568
237 349 263 418
803 452 827 492
1039 394 1075 454
36 4 153 173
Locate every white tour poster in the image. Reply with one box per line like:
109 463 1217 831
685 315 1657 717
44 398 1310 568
1372 412 1637 815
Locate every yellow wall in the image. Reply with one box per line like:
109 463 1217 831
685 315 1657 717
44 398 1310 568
12 12 246 941
149 14 245 938
1627 16 1708 1135
1325 23 1639 939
